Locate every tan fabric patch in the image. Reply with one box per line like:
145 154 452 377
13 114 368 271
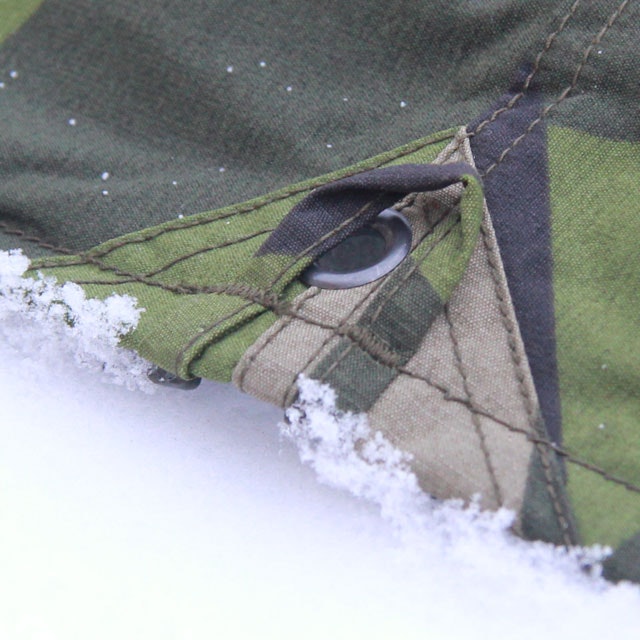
233 281 382 407
233 129 541 527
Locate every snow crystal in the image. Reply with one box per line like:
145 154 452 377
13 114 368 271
259 60 266 68
400 100 407 108
285 85 293 92
101 171 110 181
218 166 226 173
101 189 109 196
283 376 424 526
326 143 333 149
0 250 152 391
9 70 18 79
68 118 77 126
226 65 233 73
0 82 5 89
284 376 613 583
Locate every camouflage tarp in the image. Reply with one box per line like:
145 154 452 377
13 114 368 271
1 0 638 583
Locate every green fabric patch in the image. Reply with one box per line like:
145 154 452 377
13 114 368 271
314 258 444 413
358 261 443 360
29 131 454 382
314 340 398 414
550 126 640 547
0 0 43 43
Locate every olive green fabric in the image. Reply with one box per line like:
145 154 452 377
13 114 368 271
0 0 43 43
550 127 640 548
234 134 577 545
1 1 639 256
30 132 475 382
1 0 640 582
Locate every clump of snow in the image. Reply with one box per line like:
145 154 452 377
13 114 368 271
0 250 152 391
284 376 613 585
283 375 425 528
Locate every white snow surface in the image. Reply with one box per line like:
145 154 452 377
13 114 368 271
1 251 640 639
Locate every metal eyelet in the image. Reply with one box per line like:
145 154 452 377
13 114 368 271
147 366 201 390
300 208 412 289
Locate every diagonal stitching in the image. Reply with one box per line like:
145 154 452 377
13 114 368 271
444 302 504 506
259 295 640 497
479 217 576 546
43 228 276 276
481 0 631 177
468 0 582 139
21 131 455 262
391 365 640 496
234 286 324 400
278 200 459 406
367 203 460 324
0 221 75 256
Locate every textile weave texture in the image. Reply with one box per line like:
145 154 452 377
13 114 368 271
1 0 638 582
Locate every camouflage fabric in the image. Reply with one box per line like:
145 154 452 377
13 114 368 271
1 1 638 582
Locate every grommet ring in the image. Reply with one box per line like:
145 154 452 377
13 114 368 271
148 366 201 390
300 208 412 289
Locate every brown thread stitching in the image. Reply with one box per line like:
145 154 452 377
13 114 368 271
267 194 390 288
235 286 323 397
468 0 582 139
141 228 275 278
35 228 277 271
368 205 459 324
174 300 257 376
35 130 454 262
0 222 75 256
280 276 392 407
481 0 631 177
444 303 504 506
479 219 575 547
167 194 392 363
392 365 640 495
232 284 640 496
311 219 461 386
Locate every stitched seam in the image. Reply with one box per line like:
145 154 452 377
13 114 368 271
192 210 462 388
392 365 640 495
445 303 504 506
174 300 257 375
468 0 582 139
480 221 574 547
35 228 277 271
20 131 454 262
235 286 323 398
267 194 391 288
481 0 631 177
245 291 640 496
0 222 75 256
280 275 391 407
368 204 459 323
141 228 274 278
164 195 395 362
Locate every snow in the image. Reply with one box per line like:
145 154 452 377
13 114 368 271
1 250 640 639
